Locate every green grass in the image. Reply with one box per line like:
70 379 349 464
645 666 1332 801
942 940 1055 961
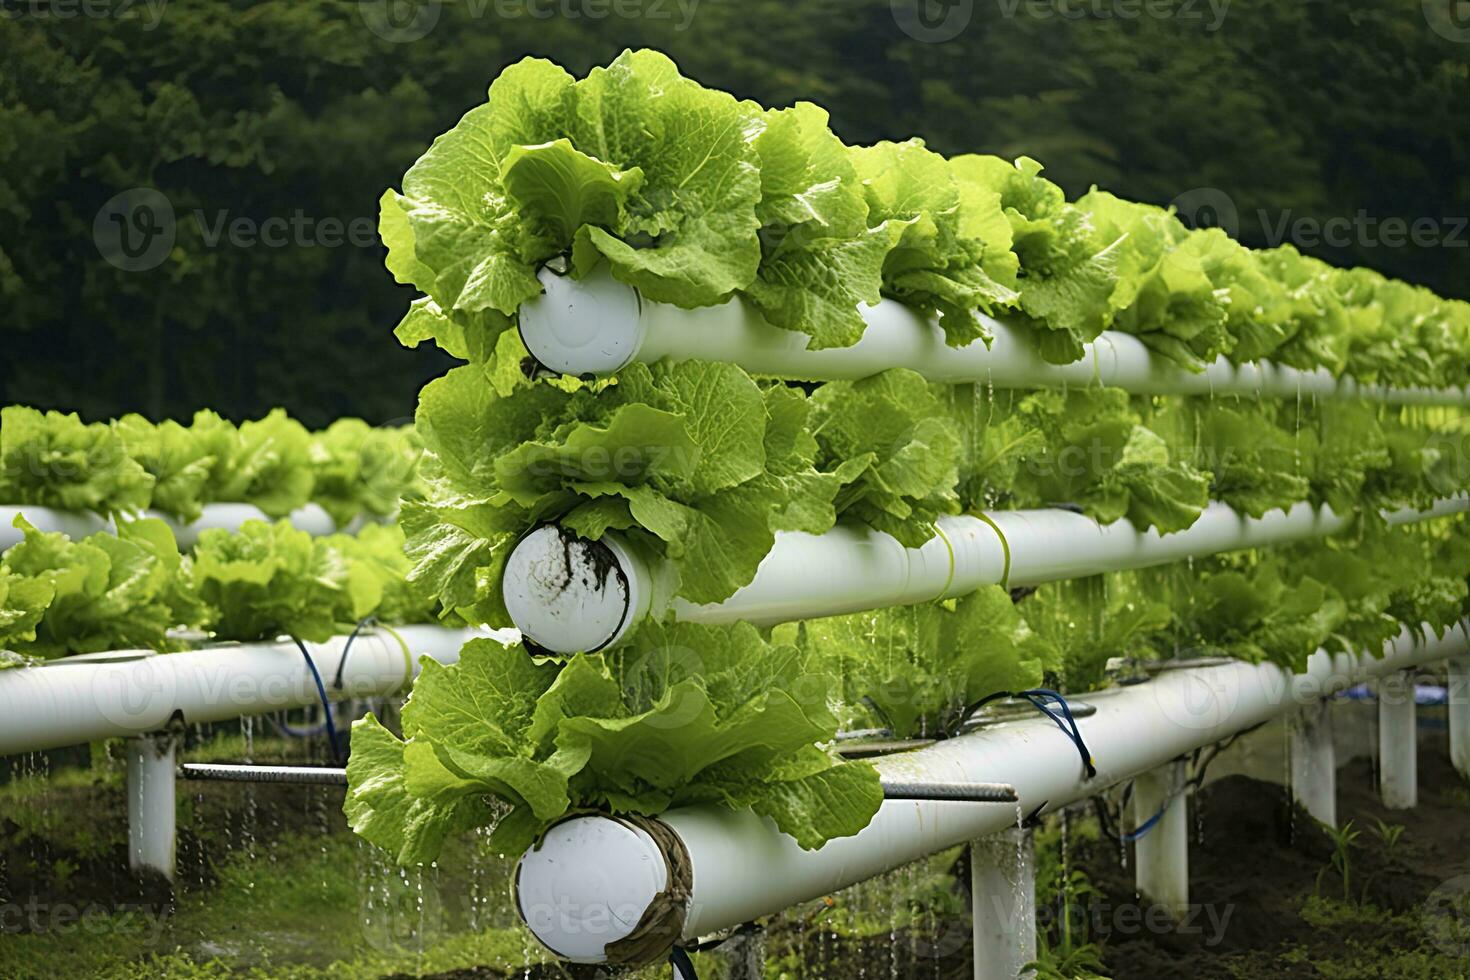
0 825 555 980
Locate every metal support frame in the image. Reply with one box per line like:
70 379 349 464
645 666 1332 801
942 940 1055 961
125 732 179 881
970 827 1036 980
1133 761 1189 920
1290 699 1337 827
1377 669 1418 809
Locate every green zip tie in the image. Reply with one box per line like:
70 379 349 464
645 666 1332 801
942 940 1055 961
932 522 958 601
971 511 1013 590
377 623 414 692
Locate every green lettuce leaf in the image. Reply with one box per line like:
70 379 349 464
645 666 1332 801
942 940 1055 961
808 369 961 547
951 156 1119 362
0 407 153 514
192 519 377 642
741 103 895 349
345 623 881 863
307 420 424 527
0 566 54 654
408 359 838 620
852 141 1019 346
996 388 1211 533
0 516 192 658
206 410 315 519
385 50 763 317
799 587 1053 737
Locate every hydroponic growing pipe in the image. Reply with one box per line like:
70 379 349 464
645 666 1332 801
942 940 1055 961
0 502 355 552
0 624 504 757
503 496 1470 655
518 266 1470 405
513 620 1470 966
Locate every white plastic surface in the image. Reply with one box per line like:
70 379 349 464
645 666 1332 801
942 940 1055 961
165 502 339 549
126 732 178 881
1133 761 1189 919
515 620 1470 943
501 527 645 655
0 625 502 757
1289 700 1337 827
1378 670 1418 809
1451 657 1470 781
518 266 1470 405
971 829 1035 980
506 497 1470 648
519 267 646 375
516 817 669 962
0 506 110 544
679 522 970 627
0 502 346 552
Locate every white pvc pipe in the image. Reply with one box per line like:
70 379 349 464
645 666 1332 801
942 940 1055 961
971 828 1035 980
1450 656 1470 781
0 506 110 543
126 732 178 881
518 266 1470 406
0 625 504 758
1378 670 1418 809
0 502 346 552
506 497 1470 655
515 621 1470 961
1289 700 1337 827
162 502 339 549
1133 761 1189 920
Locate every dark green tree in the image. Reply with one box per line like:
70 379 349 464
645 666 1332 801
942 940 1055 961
0 0 1464 424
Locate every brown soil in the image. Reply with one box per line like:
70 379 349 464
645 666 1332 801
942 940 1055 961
1083 746 1470 979
404 747 1470 980
6 738 1468 979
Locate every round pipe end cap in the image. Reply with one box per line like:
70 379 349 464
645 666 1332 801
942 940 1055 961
502 526 635 655
520 266 644 376
516 816 669 963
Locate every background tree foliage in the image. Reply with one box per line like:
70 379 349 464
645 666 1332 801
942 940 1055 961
1 0 1465 425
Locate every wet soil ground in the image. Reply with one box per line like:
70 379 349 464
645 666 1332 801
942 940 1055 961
6 733 1469 978
1085 745 1470 979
